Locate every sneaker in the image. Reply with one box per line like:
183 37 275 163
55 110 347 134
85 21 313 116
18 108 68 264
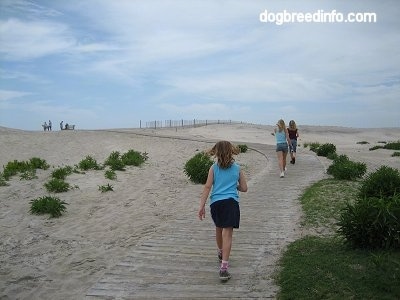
280 172 285 178
219 269 231 281
290 159 294 164
293 157 296 164
218 251 222 262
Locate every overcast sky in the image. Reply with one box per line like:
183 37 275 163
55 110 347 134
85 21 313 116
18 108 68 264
0 0 399 130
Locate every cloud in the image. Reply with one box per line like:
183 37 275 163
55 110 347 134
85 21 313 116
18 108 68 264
0 89 31 101
0 18 75 60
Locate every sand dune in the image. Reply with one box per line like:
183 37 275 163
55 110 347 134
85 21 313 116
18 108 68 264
0 124 399 299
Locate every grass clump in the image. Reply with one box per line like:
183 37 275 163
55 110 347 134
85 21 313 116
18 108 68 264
78 155 102 170
369 145 384 151
316 143 337 158
2 157 49 180
338 166 400 249
51 166 73 180
30 196 67 218
44 178 70 193
392 152 400 157
305 142 337 159
238 144 248 153
384 141 400 150
359 165 400 199
99 183 114 192
104 151 125 171
29 157 50 170
184 152 213 184
338 195 400 249
356 141 369 144
121 149 148 166
105 170 117 180
327 154 367 180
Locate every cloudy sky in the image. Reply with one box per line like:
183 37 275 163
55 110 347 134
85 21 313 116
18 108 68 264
0 0 399 130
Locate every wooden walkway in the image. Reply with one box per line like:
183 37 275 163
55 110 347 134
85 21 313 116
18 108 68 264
87 143 325 299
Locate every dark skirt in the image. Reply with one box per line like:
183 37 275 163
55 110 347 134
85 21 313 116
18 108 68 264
210 198 240 229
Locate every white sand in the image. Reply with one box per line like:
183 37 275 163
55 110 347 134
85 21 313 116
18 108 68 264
0 124 399 299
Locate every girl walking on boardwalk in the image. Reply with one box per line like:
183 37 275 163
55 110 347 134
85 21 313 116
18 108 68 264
287 120 299 164
274 119 292 178
198 141 248 281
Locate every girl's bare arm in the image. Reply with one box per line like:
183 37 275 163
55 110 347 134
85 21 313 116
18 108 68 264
237 170 248 192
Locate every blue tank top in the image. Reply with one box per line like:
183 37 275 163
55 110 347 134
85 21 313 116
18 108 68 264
210 162 240 205
275 129 287 144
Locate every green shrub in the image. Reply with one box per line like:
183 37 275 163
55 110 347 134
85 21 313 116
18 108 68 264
326 152 338 160
316 143 336 158
238 144 248 153
359 166 400 199
78 155 102 170
121 149 147 166
44 178 70 193
105 170 117 180
30 196 67 218
2 160 32 180
392 152 400 157
384 141 400 150
51 166 73 180
99 183 114 192
369 145 384 151
184 152 213 184
29 157 50 170
327 155 367 180
105 151 125 171
337 194 400 249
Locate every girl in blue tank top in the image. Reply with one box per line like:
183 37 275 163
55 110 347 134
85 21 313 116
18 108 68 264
274 119 291 178
198 141 248 281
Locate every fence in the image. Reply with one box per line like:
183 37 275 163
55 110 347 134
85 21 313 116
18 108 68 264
140 119 241 129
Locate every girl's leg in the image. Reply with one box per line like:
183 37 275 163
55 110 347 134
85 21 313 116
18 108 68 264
276 151 284 172
282 151 288 171
215 227 223 252
221 227 233 261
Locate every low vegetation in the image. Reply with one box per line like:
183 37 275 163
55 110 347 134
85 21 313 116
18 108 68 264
1 157 49 180
44 178 70 193
184 152 214 184
238 144 248 153
369 140 400 151
51 166 73 180
30 196 67 218
99 183 114 192
1 149 148 218
277 164 400 299
78 155 102 171
327 154 367 180
105 169 117 180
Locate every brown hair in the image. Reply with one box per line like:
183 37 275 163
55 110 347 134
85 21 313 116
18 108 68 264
206 141 240 169
289 120 297 130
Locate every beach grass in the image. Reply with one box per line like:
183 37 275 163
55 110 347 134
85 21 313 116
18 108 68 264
276 179 400 300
